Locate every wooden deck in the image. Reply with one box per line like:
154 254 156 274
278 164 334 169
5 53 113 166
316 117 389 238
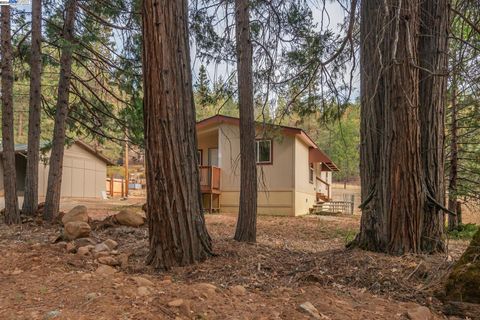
199 166 221 212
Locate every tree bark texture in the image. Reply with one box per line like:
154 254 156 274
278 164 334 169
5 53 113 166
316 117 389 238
43 0 77 221
1 6 20 224
354 0 425 254
418 0 449 252
142 0 213 269
448 78 458 231
353 0 450 254
22 0 43 216
233 0 257 243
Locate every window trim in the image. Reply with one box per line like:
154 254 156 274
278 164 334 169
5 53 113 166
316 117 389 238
309 163 314 184
255 139 273 165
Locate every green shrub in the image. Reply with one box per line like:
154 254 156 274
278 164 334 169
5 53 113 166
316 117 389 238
448 223 479 240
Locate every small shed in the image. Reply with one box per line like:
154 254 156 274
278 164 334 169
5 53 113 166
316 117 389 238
0 141 113 199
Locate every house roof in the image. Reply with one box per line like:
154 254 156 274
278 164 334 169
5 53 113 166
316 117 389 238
197 115 339 171
0 140 114 166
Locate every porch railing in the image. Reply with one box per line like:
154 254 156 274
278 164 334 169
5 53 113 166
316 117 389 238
316 176 331 200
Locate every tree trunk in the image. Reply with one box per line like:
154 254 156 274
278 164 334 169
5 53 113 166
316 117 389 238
43 0 77 221
142 0 213 269
1 5 20 224
352 0 425 254
448 78 458 231
418 0 449 252
233 0 257 243
456 201 462 225
22 0 42 216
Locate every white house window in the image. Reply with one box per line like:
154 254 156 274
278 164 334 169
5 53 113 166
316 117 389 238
256 140 272 164
309 163 314 184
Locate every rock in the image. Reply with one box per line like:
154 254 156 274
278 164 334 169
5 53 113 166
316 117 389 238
11 268 23 275
196 283 218 292
66 242 76 253
95 265 117 276
103 239 118 250
77 245 93 256
64 221 91 241
62 205 88 225
138 286 151 296
98 256 120 266
117 253 131 267
132 276 154 287
94 251 111 259
445 229 480 303
113 210 145 227
44 310 61 319
94 242 111 253
299 302 321 320
168 299 185 307
85 292 100 301
55 241 67 250
160 279 172 285
81 273 92 280
406 306 433 320
74 237 96 248
230 285 247 296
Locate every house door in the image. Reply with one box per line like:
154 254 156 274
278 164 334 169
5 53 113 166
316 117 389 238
208 148 218 167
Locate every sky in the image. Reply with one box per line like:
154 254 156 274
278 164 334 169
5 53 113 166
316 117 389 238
191 1 350 82
190 0 359 105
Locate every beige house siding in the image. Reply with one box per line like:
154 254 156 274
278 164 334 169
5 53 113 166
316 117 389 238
216 123 296 216
293 138 317 216
196 117 337 217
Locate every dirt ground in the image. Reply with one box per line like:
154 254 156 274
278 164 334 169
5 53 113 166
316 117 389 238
0 202 476 319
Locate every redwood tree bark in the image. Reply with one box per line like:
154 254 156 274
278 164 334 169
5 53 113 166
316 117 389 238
418 0 449 253
448 79 458 231
233 0 257 243
353 0 450 254
1 5 20 224
22 0 43 216
142 0 213 269
43 0 77 221
353 0 425 253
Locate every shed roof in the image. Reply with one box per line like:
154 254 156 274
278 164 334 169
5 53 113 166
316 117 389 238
0 140 114 165
197 115 339 171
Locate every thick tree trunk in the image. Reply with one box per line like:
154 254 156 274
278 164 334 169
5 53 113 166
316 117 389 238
43 0 77 221
233 0 257 243
22 0 42 216
353 0 425 254
1 6 20 224
142 0 213 269
448 80 458 231
418 0 449 252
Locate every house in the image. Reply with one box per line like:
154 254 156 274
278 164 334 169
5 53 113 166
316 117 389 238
0 141 113 199
197 115 339 216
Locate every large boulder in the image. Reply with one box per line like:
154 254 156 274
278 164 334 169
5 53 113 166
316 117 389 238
62 205 89 225
445 229 480 303
64 221 91 241
113 210 145 227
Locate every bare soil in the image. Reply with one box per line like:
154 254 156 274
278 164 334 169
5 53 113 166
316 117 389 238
0 207 474 319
